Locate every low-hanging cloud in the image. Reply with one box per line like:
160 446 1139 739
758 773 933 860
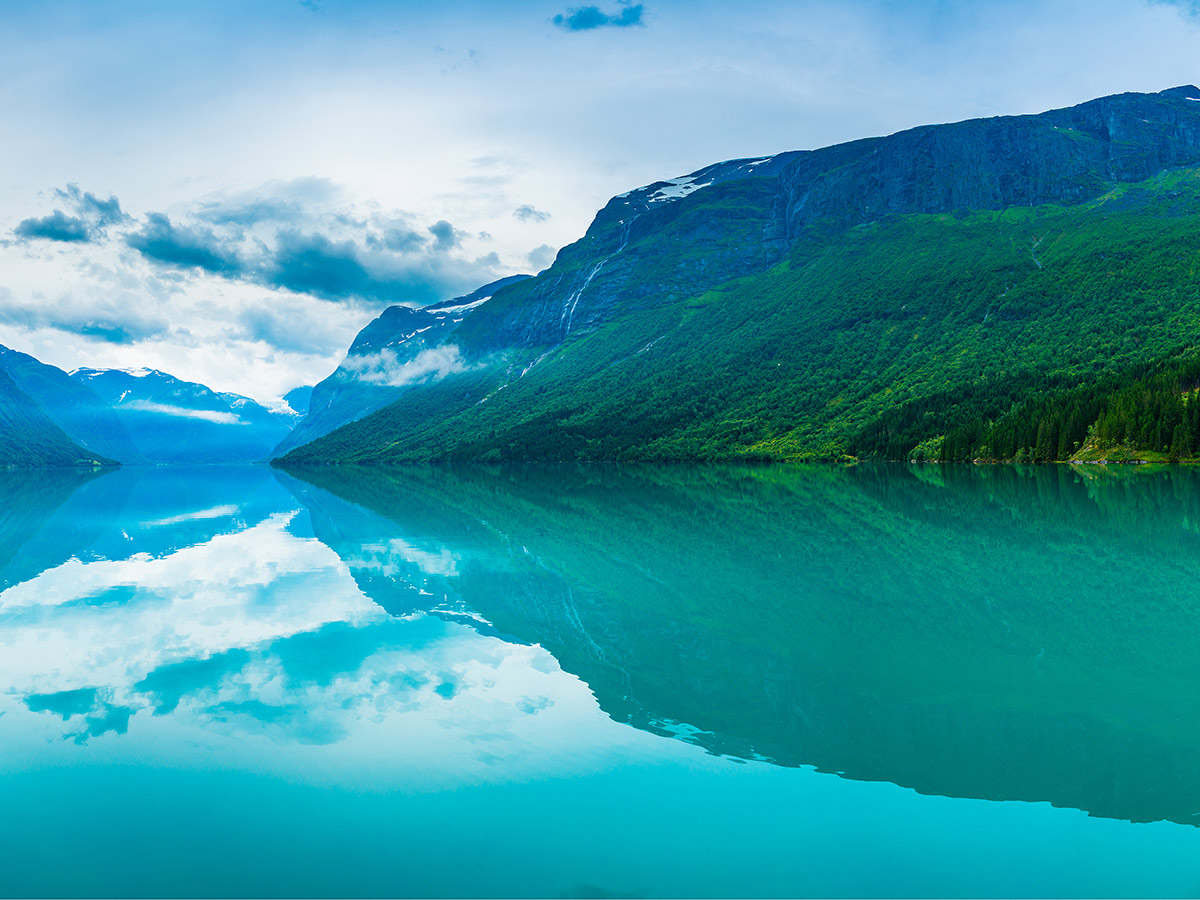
120 399 246 425
553 2 644 30
341 344 468 388
527 243 558 270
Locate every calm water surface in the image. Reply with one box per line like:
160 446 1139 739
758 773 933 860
3 463 1200 897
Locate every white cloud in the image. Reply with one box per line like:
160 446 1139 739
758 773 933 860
341 344 469 388
121 400 245 424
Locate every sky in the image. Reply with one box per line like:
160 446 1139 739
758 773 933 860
1 0 1199 405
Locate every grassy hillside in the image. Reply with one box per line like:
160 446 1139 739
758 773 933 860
279 167 1200 463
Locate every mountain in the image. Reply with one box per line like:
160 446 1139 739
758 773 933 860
0 368 115 467
272 275 531 457
72 367 298 464
276 85 1200 464
0 345 142 463
283 386 313 416
0 344 295 465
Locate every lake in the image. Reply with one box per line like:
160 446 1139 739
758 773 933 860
3 462 1200 898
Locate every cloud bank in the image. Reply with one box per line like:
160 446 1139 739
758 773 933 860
1 177 526 398
127 213 241 274
13 186 129 243
86 181 508 308
0 288 171 344
120 400 246 425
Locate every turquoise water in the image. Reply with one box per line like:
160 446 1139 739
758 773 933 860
4 463 1200 897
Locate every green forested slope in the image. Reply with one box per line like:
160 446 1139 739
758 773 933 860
0 369 116 467
280 167 1200 463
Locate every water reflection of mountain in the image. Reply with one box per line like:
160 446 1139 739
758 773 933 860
0 466 292 590
0 468 106 590
285 463 1200 827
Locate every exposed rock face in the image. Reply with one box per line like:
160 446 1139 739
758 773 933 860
457 86 1200 353
775 85 1200 234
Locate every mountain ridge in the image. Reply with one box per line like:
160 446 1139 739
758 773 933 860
73 366 298 464
0 365 116 467
0 343 301 466
0 345 142 463
272 274 532 456
276 85 1200 465
449 84 1200 355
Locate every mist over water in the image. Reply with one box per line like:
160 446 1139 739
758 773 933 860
4 462 1200 897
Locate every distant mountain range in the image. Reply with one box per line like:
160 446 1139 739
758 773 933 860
71 367 297 464
0 347 296 466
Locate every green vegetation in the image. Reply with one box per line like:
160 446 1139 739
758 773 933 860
280 167 1200 465
937 354 1200 462
0 369 116 467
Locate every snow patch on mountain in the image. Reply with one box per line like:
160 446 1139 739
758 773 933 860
647 177 713 203
71 366 159 380
430 296 491 316
615 155 781 207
